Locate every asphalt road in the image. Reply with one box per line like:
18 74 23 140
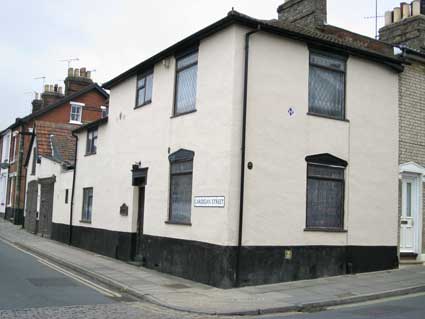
1 237 425 319
263 293 425 319
0 239 114 311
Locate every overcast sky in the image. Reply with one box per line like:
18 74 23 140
0 0 403 130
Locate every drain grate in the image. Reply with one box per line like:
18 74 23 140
27 277 78 288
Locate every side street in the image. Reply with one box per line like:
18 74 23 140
1 0 425 318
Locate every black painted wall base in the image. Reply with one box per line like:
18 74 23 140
0 212 4 219
49 223 399 289
51 223 136 261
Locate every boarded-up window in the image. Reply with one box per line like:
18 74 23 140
169 149 194 224
82 187 93 222
309 50 346 120
306 164 345 229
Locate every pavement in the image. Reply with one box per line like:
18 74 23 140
1 219 425 316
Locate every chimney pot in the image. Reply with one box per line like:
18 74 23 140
58 86 63 94
54 84 58 92
74 68 80 77
385 11 393 25
401 2 411 19
86 70 91 79
412 0 421 16
393 7 402 22
80 67 86 78
35 92 39 100
49 84 54 92
68 67 74 77
44 84 49 92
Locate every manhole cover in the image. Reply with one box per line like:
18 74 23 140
27 277 78 288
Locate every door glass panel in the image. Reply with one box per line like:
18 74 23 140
406 182 412 217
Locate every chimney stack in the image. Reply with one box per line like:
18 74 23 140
379 0 425 52
64 65 93 96
31 92 43 113
41 83 65 108
277 0 327 28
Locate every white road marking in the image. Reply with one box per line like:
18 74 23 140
0 237 122 298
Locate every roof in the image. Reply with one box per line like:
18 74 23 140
103 10 404 90
25 121 76 168
1 83 109 134
73 116 108 134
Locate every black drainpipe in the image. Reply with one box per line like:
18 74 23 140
235 26 260 287
69 133 78 245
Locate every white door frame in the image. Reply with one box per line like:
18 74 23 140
400 162 425 259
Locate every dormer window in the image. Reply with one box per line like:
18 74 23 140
70 102 84 124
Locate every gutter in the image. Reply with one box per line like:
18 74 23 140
235 26 260 287
69 133 78 245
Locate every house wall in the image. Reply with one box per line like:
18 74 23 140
25 141 73 236
63 25 399 287
399 60 425 256
0 130 11 216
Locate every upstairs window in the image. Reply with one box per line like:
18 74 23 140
136 70 153 108
31 147 37 176
305 154 348 231
10 135 16 163
174 50 198 116
101 106 108 118
86 128 98 155
309 50 346 120
168 149 194 225
82 187 93 222
70 103 83 123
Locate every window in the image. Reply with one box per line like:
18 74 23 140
31 147 37 176
70 103 83 123
136 71 153 107
82 188 93 222
65 189 69 204
7 176 15 206
86 128 98 155
309 50 346 120
168 149 194 224
305 154 347 230
174 50 198 115
101 106 108 118
10 135 16 163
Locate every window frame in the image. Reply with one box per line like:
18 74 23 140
173 48 199 117
308 49 347 121
305 154 348 232
70 102 84 124
81 187 93 223
10 134 17 163
135 70 154 109
167 149 195 226
85 127 98 156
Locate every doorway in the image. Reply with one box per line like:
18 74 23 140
400 175 420 255
135 187 145 261
38 177 55 238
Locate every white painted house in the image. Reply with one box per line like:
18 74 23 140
24 121 75 238
0 129 11 218
51 0 402 288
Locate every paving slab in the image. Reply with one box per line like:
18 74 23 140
1 219 425 315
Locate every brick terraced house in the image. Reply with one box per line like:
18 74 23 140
380 0 425 264
46 0 404 288
0 67 108 225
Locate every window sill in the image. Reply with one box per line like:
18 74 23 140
70 120 83 125
165 220 192 226
170 109 197 119
307 112 349 123
304 227 347 233
85 152 97 157
80 220 92 224
134 101 152 110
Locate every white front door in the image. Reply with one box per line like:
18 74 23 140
400 176 419 253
